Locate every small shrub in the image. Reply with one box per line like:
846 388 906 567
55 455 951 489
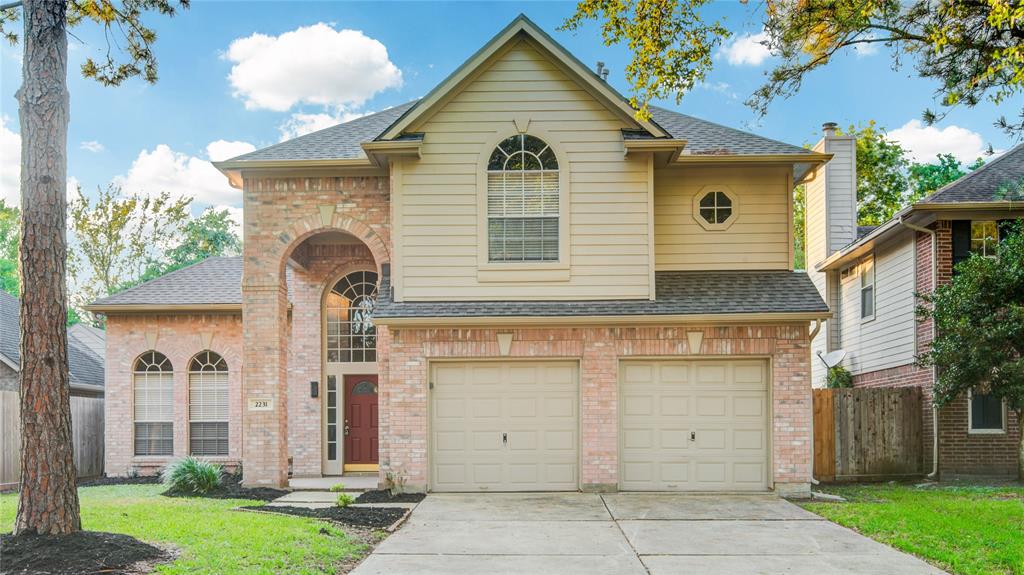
162 457 223 495
336 493 355 508
827 365 853 389
329 483 346 493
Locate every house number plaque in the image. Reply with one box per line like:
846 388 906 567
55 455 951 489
248 398 273 411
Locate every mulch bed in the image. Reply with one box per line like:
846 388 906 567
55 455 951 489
162 473 287 502
354 490 426 504
0 531 172 575
239 505 405 529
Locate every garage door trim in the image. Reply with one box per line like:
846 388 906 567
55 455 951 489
427 358 583 492
617 356 774 492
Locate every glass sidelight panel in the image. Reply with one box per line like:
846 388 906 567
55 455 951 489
326 375 338 462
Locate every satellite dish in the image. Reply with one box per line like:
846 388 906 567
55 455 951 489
817 350 847 368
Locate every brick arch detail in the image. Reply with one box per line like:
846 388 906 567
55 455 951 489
278 213 390 280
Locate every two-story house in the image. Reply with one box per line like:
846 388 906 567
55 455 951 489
807 136 1023 478
88 15 833 495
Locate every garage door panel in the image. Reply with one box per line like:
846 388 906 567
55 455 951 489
621 359 769 492
431 361 579 492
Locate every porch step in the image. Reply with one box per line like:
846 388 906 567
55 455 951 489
288 475 379 492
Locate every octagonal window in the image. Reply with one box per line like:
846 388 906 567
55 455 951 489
699 191 732 225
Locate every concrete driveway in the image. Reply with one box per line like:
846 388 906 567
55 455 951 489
351 493 945 574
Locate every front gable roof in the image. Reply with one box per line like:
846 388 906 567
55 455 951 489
377 14 669 141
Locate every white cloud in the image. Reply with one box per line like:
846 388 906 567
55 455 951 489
115 141 254 208
1 116 19 206
888 120 989 164
720 32 771 66
206 140 257 162
278 110 370 141
852 38 879 58
80 140 105 153
225 23 402 112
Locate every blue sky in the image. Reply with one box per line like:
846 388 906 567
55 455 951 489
1 1 1019 218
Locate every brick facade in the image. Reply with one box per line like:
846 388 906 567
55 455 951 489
851 220 1020 477
382 325 813 495
104 313 244 476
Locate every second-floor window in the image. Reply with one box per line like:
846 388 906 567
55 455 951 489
326 271 378 362
860 255 875 320
486 134 559 262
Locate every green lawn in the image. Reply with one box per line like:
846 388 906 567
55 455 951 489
0 484 370 574
802 483 1024 575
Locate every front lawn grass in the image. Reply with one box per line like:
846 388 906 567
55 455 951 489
0 484 371 574
802 483 1024 575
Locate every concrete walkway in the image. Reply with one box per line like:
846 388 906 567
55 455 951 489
351 493 946 575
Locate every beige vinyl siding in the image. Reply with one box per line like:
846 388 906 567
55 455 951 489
653 166 791 271
396 38 652 301
837 232 916 374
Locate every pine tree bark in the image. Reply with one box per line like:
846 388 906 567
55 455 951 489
14 0 80 535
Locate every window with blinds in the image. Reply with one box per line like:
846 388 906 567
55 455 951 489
134 351 174 456
188 351 229 456
487 134 559 262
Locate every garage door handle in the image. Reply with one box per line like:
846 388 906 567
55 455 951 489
502 433 508 446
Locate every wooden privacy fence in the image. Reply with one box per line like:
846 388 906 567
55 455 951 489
813 387 923 482
0 390 104 490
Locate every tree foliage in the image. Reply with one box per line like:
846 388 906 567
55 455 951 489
1 0 190 85
917 226 1024 475
130 207 241 288
0 201 20 296
560 0 729 119
565 0 1024 137
68 184 190 311
908 154 985 200
841 122 910 226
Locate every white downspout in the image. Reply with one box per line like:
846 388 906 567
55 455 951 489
808 318 823 486
901 218 939 480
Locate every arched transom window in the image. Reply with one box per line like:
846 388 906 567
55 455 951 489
326 271 378 363
134 351 173 456
487 134 559 262
189 351 229 456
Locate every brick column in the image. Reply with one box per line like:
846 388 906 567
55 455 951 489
581 333 618 491
241 279 290 487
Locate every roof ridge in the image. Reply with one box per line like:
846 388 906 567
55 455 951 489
922 141 1024 203
226 101 419 163
90 255 241 305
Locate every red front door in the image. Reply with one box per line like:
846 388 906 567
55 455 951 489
344 375 379 465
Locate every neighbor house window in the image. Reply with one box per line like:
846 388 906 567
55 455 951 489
188 351 229 456
968 390 1006 434
487 134 559 262
134 351 173 456
326 271 378 362
970 221 998 258
860 255 875 320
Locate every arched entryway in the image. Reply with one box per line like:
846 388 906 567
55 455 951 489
322 269 380 475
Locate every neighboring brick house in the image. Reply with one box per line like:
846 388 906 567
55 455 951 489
0 291 106 397
88 16 836 495
809 139 1024 478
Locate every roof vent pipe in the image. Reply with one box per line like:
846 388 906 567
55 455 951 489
596 61 605 76
601 68 610 81
822 122 839 137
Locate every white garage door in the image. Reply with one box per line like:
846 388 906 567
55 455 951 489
430 361 579 492
620 359 770 491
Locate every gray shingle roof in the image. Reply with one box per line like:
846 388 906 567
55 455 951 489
922 143 1024 203
375 270 828 318
222 101 810 164
90 256 243 307
226 102 418 163
0 291 106 388
649 106 810 156
857 225 878 239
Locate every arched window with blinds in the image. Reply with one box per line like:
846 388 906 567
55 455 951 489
486 134 559 262
134 351 174 456
188 351 229 456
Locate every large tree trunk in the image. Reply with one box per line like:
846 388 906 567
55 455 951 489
14 0 80 535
